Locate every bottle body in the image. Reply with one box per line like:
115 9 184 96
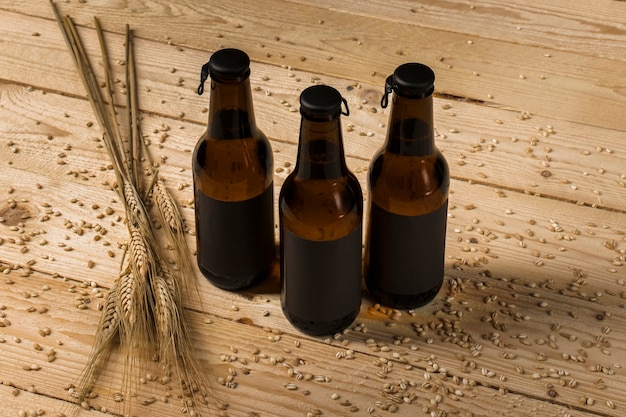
193 49 274 291
364 63 449 309
279 85 362 335
280 175 362 335
365 148 449 309
193 133 274 290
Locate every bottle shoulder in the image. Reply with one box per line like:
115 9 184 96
280 174 363 208
370 148 449 185
279 174 363 240
193 130 273 201
193 129 273 167
368 148 449 215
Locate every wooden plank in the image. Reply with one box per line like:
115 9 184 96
1 83 624 298
1 197 625 412
3 144 624 326
2 137 625 311
288 0 626 60
0 269 612 417
1 83 625 415
1 3 625 133
1 83 624 277
2 388 107 417
1 2 625 417
1 45 625 213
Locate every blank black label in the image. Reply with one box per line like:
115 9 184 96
195 185 274 279
282 225 362 322
367 201 447 295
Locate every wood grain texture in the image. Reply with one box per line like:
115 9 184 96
289 0 626 60
1 85 625 416
0 1 625 416
0 25 624 211
1 1 626 131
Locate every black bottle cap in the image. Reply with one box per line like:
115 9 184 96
299 85 349 119
198 48 250 94
209 48 250 81
381 63 435 107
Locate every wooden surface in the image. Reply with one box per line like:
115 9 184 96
1 1 625 416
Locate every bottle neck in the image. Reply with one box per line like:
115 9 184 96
207 78 256 139
384 93 435 156
294 116 347 180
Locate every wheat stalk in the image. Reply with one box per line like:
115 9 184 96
125 24 142 187
52 3 212 415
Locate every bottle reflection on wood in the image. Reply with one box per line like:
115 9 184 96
193 48 275 291
364 63 450 310
279 85 363 336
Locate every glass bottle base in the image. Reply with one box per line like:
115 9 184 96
366 279 442 310
282 307 360 336
199 262 272 291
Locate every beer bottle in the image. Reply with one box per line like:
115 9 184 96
279 85 363 335
193 48 275 290
364 63 450 309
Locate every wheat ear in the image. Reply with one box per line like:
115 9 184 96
123 180 151 229
151 178 200 301
152 178 183 234
73 282 120 405
120 223 159 354
153 261 213 415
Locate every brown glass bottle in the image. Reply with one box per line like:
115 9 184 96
192 48 274 291
364 63 450 310
279 85 363 336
